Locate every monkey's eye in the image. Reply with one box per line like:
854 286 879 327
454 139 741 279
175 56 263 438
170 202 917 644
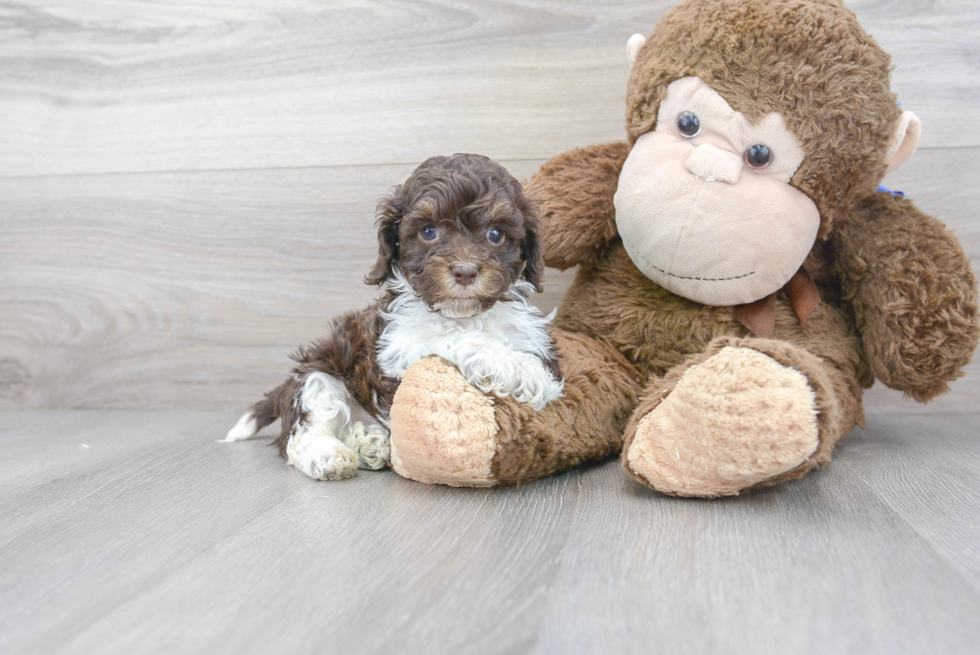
420 226 439 241
677 111 701 138
743 144 773 169
486 227 504 244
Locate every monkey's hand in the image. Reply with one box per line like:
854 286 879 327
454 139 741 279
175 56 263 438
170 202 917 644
525 142 629 270
833 192 979 401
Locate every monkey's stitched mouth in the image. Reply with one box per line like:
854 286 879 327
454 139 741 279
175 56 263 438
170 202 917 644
622 234 755 282
663 269 755 282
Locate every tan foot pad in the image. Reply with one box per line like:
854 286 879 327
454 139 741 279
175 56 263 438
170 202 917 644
389 356 499 487
627 346 820 497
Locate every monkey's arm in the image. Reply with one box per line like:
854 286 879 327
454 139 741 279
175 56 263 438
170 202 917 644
525 142 629 270
833 193 979 401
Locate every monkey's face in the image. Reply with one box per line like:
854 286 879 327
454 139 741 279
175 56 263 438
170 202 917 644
614 77 821 306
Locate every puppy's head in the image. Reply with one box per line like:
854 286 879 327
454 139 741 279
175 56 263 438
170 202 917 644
365 154 543 317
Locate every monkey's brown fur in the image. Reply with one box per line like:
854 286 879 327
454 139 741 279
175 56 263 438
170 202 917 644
388 0 978 494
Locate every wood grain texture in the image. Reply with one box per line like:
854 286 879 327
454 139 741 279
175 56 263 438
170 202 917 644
1 409 978 654
836 413 980 592
1 0 979 177
1 0 978 411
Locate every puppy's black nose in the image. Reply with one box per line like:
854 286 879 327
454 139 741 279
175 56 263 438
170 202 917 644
452 264 479 287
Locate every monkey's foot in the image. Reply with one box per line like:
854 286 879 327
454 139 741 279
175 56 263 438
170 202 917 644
389 357 500 487
624 346 820 497
389 332 643 488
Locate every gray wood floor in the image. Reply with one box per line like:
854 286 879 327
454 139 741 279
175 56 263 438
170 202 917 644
2 1 980 653
1 410 979 654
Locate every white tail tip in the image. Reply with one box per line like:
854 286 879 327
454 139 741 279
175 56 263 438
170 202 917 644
220 412 259 442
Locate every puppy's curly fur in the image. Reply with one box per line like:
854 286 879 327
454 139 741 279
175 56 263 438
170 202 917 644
224 154 562 480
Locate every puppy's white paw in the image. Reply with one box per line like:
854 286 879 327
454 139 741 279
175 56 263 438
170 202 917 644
287 430 358 481
345 422 391 470
457 347 563 411
456 346 515 397
511 356 564 411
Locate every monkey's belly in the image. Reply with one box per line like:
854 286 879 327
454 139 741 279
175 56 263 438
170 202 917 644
554 245 734 377
554 244 858 380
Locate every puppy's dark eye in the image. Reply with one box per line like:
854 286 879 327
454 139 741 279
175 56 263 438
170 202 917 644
486 227 504 244
677 111 701 138
420 226 439 241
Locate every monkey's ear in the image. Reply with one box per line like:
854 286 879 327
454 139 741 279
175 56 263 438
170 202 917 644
627 34 647 68
365 186 404 286
884 110 921 176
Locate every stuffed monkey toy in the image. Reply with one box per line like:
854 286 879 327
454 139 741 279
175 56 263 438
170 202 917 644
387 0 978 496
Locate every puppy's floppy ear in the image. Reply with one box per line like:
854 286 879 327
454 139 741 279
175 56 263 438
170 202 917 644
519 197 545 293
365 185 404 286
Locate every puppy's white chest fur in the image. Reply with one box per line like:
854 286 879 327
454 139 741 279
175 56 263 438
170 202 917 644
377 274 563 410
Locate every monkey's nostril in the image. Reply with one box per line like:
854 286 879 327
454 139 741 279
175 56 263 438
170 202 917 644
452 264 479 287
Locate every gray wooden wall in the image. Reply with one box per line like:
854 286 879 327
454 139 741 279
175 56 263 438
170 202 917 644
1 0 977 412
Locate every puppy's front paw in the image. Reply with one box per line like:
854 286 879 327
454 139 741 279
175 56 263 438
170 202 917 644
455 352 507 398
510 356 564 410
345 422 391 470
456 347 562 410
287 430 358 481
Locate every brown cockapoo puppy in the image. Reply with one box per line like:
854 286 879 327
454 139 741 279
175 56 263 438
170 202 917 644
387 0 978 496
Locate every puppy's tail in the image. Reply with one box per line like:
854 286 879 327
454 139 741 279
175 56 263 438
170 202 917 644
220 381 293 443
